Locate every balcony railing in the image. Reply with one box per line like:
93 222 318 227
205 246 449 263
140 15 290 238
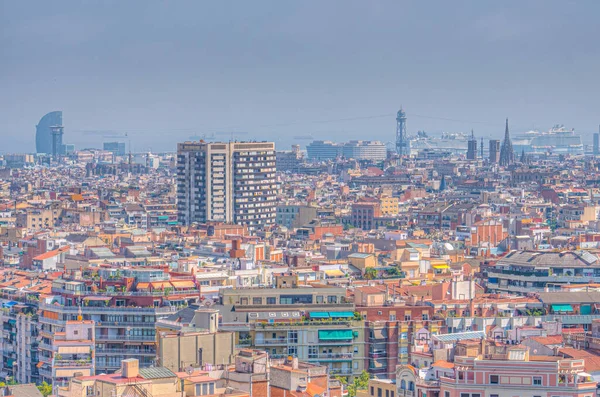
50 288 200 297
95 348 155 355
54 359 93 368
329 368 354 376
39 303 176 314
254 338 293 346
95 335 155 342
256 320 353 328
307 353 353 360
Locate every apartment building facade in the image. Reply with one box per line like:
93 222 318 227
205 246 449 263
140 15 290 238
177 141 277 230
487 250 600 294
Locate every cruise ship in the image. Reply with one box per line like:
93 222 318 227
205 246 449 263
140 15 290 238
513 125 584 156
409 132 469 155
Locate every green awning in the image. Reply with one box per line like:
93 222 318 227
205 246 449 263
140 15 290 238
552 304 574 312
167 221 178 225
7 359 14 366
318 330 353 340
158 216 169 220
329 311 355 318
309 312 330 318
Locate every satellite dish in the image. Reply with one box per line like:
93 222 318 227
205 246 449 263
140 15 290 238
204 299 214 307
185 366 194 375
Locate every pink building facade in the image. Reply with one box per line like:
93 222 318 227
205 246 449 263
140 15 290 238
397 347 597 397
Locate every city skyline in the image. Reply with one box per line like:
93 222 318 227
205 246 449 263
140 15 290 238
2 1 600 152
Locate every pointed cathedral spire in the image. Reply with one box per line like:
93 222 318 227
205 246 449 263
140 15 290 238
499 118 514 166
439 174 447 191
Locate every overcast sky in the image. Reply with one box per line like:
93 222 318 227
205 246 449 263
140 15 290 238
1 1 599 153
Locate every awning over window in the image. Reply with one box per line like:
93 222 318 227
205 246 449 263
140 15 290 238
318 330 353 340
552 304 574 312
433 264 449 270
329 312 355 318
57 345 91 354
325 270 345 277
309 312 330 319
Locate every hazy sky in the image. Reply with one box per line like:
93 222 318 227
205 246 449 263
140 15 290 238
2 1 600 153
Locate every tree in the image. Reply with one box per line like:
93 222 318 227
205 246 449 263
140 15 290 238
386 266 402 277
37 381 52 397
364 267 377 280
337 370 371 397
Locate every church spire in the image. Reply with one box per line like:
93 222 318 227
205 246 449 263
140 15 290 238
499 118 514 166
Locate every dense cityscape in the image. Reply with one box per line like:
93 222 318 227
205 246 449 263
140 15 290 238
3 1 600 397
1 106 600 397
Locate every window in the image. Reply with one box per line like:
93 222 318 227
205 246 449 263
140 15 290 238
266 297 276 305
389 314 396 321
404 314 411 321
252 297 262 305
445 392 450 397
490 395 499 397
533 376 542 385
490 375 499 384
458 371 464 380
386 391 389 397
377 388 382 397
371 387 374 396
471 394 480 397
422 313 429 320
461 393 469 397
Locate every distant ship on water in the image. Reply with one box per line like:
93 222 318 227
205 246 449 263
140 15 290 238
512 125 583 156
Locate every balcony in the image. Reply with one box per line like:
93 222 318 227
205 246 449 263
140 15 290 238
38 367 52 378
368 366 388 374
255 320 353 329
488 269 600 284
329 368 353 376
306 353 353 361
95 335 155 342
398 391 415 397
54 359 93 368
39 303 177 314
254 338 292 346
369 350 387 358
95 348 155 356
236 338 252 348
39 317 66 326
95 321 156 328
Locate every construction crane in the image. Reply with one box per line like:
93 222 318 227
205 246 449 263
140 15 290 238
189 132 216 141
73 130 131 153
215 131 249 141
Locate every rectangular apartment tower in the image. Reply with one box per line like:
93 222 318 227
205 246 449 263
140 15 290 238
489 139 500 163
594 133 599 156
177 141 277 230
467 139 478 160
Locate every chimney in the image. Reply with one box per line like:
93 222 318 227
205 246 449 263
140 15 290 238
291 357 299 370
122 358 139 378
